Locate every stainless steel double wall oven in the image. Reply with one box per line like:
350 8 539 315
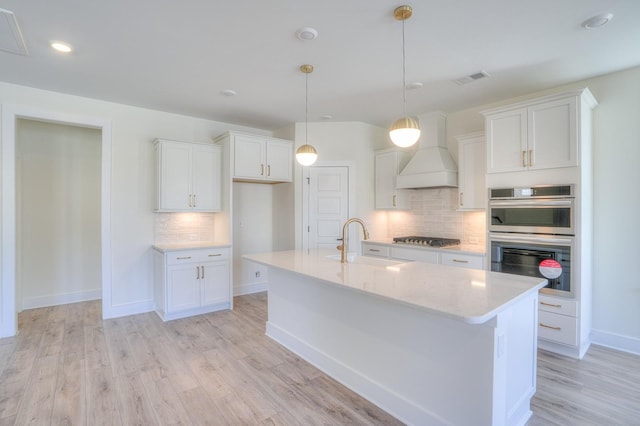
488 185 575 297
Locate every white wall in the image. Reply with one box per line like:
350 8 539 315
0 81 268 322
292 121 390 249
16 119 101 309
445 66 640 352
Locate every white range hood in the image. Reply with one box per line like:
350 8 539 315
395 112 458 189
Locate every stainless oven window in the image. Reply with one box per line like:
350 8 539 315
490 206 572 228
490 239 572 295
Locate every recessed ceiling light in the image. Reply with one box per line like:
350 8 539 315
582 13 613 29
296 27 318 41
220 89 237 97
406 82 423 90
50 40 72 53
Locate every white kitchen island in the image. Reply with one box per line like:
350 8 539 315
243 250 547 426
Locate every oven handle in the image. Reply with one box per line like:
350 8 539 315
489 199 573 207
502 248 554 258
489 233 573 245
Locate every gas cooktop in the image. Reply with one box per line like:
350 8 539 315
392 236 461 248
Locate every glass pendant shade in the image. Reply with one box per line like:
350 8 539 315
296 144 318 166
389 116 421 147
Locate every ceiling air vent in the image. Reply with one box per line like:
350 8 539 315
454 70 490 85
0 8 28 56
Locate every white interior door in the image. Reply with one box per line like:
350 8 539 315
308 166 349 250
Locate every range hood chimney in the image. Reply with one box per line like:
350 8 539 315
395 111 457 189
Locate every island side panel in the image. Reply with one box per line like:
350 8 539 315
266 267 499 426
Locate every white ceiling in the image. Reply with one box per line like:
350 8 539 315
1 0 639 131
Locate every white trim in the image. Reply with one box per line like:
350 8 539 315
21 289 102 310
301 161 356 252
591 329 640 356
0 104 112 337
233 282 267 296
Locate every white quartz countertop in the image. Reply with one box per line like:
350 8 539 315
244 250 546 324
365 239 486 255
152 242 231 253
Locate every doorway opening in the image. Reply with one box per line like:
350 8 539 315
16 119 102 311
1 105 112 338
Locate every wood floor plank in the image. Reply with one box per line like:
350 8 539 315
13 353 59 425
51 358 85 425
139 372 193 426
0 349 38 419
114 372 157 425
84 325 110 370
85 366 122 425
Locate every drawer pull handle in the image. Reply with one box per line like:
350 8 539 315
177 256 192 260
369 249 381 252
539 323 561 331
208 254 222 257
452 259 469 263
540 301 562 308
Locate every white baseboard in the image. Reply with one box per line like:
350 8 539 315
107 299 155 319
22 289 101 310
591 329 640 356
234 282 267 296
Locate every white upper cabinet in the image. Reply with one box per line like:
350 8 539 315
484 91 586 174
154 138 221 212
456 132 486 211
228 133 293 183
375 149 412 209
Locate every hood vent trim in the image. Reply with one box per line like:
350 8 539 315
396 112 458 189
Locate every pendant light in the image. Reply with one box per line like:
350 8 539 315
296 64 318 166
389 5 421 148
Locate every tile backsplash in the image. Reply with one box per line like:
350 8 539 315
385 188 486 246
154 213 217 245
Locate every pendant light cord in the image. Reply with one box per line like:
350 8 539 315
305 70 309 145
402 17 407 118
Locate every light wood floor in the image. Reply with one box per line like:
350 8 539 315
0 293 638 425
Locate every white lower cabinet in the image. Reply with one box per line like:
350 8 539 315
390 247 439 264
154 247 231 321
537 295 579 347
363 242 485 269
441 252 485 269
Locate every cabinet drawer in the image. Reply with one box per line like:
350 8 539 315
538 311 578 346
441 252 484 270
166 248 230 265
362 244 389 257
390 247 439 263
538 295 577 317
